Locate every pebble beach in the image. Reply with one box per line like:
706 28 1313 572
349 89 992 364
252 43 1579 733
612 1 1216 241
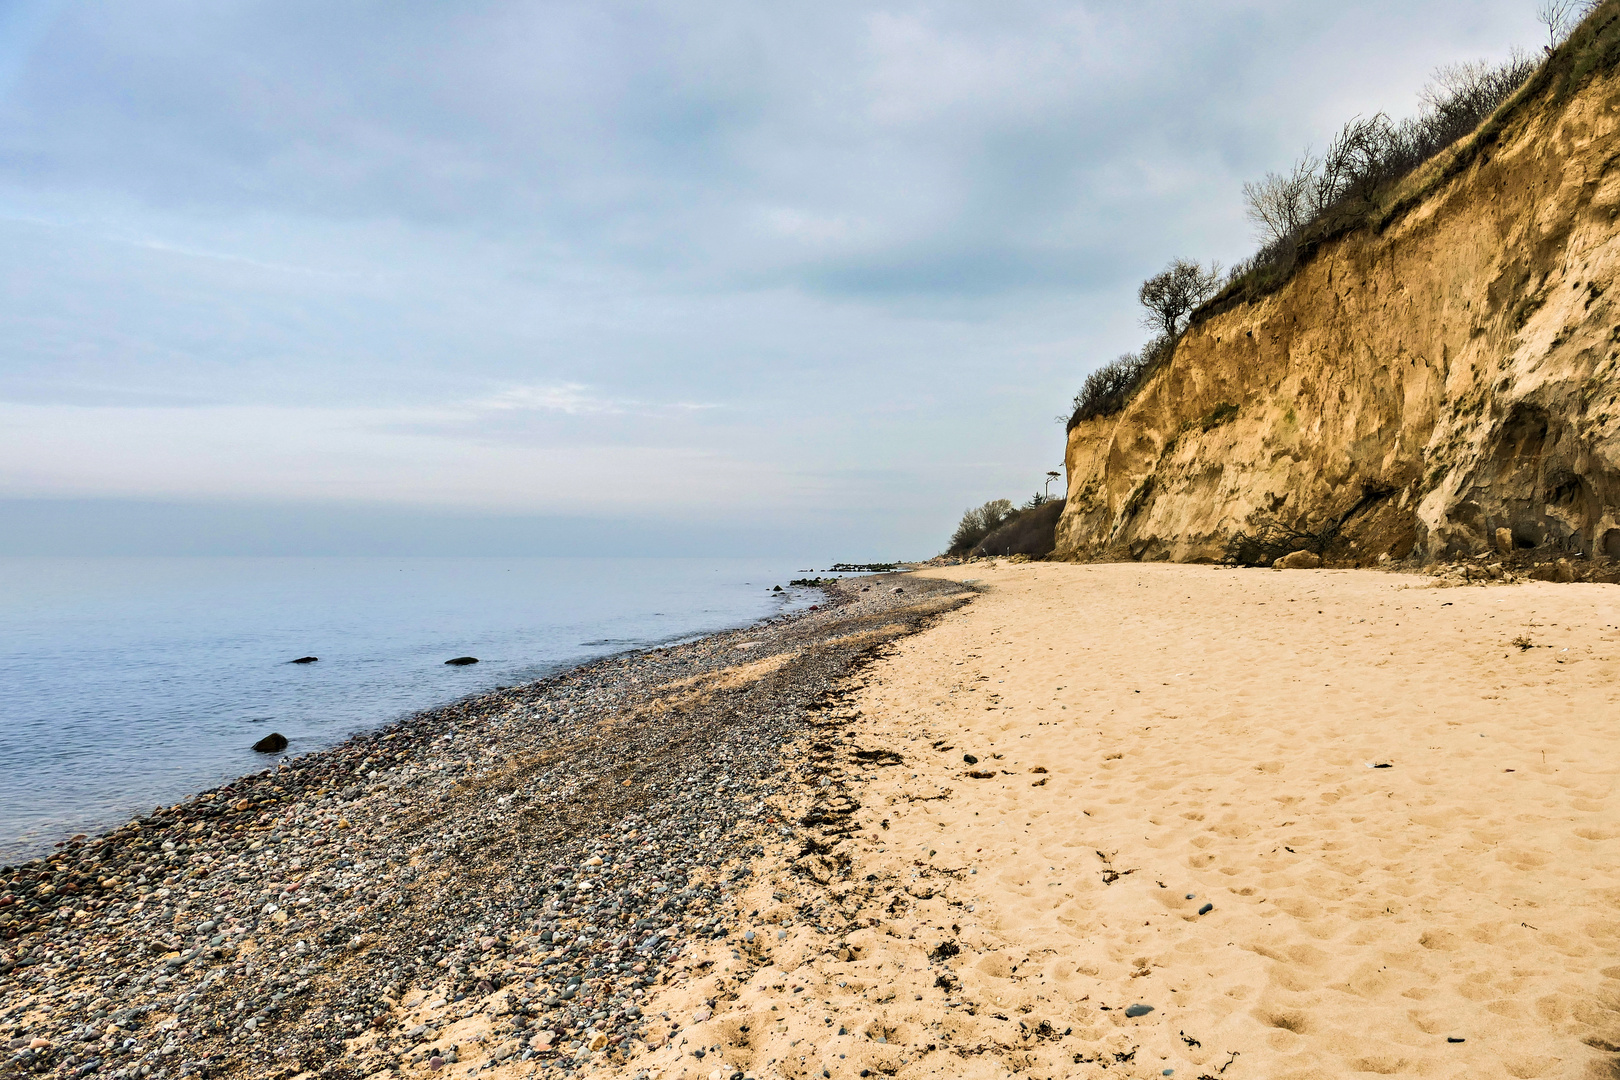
0 575 972 1080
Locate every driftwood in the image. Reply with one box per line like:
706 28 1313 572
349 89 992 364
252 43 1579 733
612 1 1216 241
1224 482 1394 566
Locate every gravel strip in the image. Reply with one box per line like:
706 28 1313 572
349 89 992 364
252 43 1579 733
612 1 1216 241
0 574 971 1079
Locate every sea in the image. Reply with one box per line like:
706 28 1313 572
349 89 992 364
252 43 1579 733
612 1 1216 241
0 556 829 864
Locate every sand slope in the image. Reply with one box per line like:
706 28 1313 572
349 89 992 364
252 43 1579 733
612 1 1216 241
597 563 1620 1080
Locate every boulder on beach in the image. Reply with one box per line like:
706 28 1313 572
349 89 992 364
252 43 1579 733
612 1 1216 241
289 656 319 664
252 732 289 753
445 656 480 666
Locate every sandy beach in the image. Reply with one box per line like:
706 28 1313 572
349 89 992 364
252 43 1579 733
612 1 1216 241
11 562 1620 1080
595 562 1620 1080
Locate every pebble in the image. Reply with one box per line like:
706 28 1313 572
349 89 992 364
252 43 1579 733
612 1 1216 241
0 574 969 1079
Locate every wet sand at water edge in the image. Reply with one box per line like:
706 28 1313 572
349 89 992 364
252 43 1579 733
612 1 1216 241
599 562 1620 1080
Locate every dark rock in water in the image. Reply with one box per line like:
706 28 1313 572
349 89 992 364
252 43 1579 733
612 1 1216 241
445 656 479 666
289 656 319 664
252 733 289 753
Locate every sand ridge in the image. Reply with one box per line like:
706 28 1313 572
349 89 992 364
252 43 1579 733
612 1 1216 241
598 562 1620 1080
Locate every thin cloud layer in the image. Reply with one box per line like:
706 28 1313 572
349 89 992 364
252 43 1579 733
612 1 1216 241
0 0 1543 553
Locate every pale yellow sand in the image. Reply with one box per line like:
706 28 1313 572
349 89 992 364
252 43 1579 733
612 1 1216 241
528 563 1620 1080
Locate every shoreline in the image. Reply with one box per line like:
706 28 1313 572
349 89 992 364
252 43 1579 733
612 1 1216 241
1 574 971 1079
0 555 834 868
20 558 1620 1080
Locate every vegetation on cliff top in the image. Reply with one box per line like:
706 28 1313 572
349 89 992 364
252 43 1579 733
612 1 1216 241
1067 260 1221 428
1065 0 1620 433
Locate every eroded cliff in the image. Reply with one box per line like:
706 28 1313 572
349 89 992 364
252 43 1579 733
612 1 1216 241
1057 27 1620 568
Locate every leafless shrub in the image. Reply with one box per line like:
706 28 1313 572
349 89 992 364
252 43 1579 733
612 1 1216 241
1242 154 1319 247
1223 482 1395 566
1318 113 1400 208
1067 334 1173 428
1420 53 1538 128
1223 514 1338 568
970 500 1065 558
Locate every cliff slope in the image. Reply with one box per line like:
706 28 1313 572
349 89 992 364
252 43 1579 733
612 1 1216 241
1057 21 1620 567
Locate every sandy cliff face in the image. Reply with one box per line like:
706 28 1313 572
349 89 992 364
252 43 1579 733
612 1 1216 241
1056 59 1620 565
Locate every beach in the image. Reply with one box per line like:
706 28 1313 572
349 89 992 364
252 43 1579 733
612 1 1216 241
0 576 971 1080
585 562 1620 1080
10 562 1620 1080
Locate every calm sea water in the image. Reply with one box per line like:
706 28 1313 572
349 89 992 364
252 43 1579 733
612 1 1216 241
0 556 824 863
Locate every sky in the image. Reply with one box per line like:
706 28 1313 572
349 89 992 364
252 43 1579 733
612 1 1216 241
0 0 1546 557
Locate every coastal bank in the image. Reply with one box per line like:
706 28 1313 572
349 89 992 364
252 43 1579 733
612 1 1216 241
1056 10 1620 571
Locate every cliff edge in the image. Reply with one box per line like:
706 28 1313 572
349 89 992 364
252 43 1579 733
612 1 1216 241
1057 19 1620 568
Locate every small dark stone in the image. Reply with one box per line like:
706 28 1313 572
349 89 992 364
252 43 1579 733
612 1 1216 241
252 733 289 753
1125 1004 1154 1018
963 753 978 764
1198 903 1213 915
445 657 480 666
289 656 319 664
1447 1037 1465 1043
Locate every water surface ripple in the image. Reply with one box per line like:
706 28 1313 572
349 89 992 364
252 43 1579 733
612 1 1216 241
0 556 817 861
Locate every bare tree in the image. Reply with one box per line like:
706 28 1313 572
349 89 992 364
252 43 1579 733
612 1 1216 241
1316 113 1398 210
1242 153 1319 246
1538 0 1596 49
1138 259 1223 338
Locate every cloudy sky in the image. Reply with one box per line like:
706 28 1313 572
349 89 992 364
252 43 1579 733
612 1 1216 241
0 0 1543 556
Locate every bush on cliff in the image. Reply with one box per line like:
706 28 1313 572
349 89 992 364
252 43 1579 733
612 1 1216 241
1209 7 1619 314
970 499 1065 558
948 499 1017 555
1064 3 1617 433
1067 334 1172 430
1139 261 1223 338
